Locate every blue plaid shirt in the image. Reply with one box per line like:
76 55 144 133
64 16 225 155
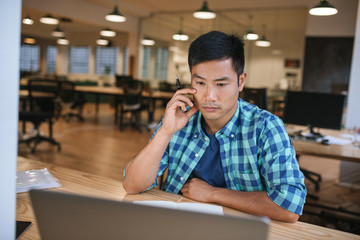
147 99 306 215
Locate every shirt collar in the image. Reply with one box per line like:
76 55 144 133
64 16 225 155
191 99 241 140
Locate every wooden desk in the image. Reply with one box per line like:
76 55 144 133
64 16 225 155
75 86 173 123
16 157 359 240
286 125 360 163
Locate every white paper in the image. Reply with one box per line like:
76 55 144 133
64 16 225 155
16 168 61 193
316 135 352 145
133 200 224 215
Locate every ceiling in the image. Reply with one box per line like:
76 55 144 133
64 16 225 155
21 0 354 44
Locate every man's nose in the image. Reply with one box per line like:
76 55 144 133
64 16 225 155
204 85 217 101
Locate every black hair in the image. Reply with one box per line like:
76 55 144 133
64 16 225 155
188 31 245 80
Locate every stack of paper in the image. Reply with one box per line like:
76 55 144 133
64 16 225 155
133 200 224 215
16 168 61 193
317 135 352 145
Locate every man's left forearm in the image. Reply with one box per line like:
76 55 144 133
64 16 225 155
210 188 299 223
181 178 299 223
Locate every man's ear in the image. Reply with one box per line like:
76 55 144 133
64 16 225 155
238 72 246 91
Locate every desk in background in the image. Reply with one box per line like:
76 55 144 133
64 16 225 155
286 124 360 163
75 86 173 123
16 157 359 240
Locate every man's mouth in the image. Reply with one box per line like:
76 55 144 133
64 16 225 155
203 106 218 112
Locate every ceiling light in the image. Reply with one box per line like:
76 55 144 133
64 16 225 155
96 37 109 46
51 26 65 37
141 37 155 46
57 37 69 45
255 24 270 47
244 27 258 40
24 37 36 44
22 15 34 25
173 17 189 41
193 1 216 19
40 14 59 25
105 5 126 22
255 36 271 47
100 28 116 37
309 0 338 16
173 31 189 41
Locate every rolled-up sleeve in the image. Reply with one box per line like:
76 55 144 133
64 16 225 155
259 116 307 215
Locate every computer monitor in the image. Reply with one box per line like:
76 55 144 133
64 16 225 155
283 91 345 136
240 87 268 110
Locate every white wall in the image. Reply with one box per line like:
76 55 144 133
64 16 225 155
0 1 21 239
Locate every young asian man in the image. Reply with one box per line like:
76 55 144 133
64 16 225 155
123 31 306 223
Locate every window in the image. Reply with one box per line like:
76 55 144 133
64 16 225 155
123 47 129 75
95 47 118 75
20 45 40 72
69 46 90 74
142 47 151 78
46 46 57 74
155 47 169 80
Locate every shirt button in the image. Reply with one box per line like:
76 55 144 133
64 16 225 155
195 153 199 157
205 137 209 141
180 177 184 181
231 134 234 138
194 134 198 138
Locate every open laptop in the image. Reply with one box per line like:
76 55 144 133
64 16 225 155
30 189 269 240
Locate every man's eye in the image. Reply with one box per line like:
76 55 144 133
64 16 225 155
217 83 226 87
196 81 205 85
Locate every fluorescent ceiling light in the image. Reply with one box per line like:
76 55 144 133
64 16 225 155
22 15 34 25
51 26 65 37
105 5 126 22
255 36 271 47
141 37 155 46
96 38 109 46
100 28 116 37
40 14 59 25
24 38 36 44
57 37 69 45
243 27 258 40
193 1 216 19
309 0 338 16
173 31 189 41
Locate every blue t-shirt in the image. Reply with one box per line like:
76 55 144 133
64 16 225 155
189 124 226 188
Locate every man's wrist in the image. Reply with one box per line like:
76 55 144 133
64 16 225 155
208 187 225 204
157 126 176 140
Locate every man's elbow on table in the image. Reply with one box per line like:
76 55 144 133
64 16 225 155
123 178 141 195
281 211 299 223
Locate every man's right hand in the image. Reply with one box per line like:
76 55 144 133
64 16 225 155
160 88 198 136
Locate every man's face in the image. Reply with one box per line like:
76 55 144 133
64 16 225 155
191 58 246 131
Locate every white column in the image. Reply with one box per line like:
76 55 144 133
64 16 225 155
0 0 21 239
339 1 360 188
345 4 360 128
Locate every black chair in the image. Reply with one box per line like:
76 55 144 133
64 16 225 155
115 75 133 88
18 79 61 153
58 80 86 121
240 87 268 110
119 79 148 132
296 154 321 200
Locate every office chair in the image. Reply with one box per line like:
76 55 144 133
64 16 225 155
58 80 86 122
115 75 133 88
18 79 61 153
240 87 268 110
296 154 321 200
119 79 149 132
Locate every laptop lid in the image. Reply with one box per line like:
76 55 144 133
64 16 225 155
30 189 269 240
